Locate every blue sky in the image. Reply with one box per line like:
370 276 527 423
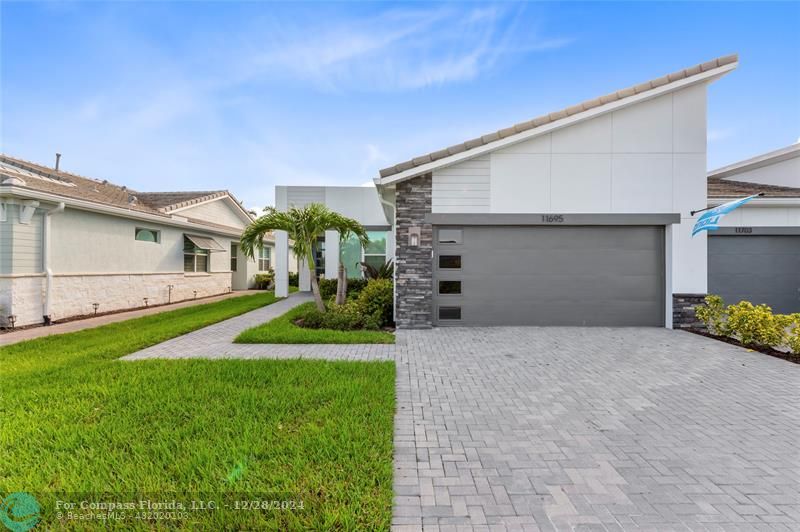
2 2 799 209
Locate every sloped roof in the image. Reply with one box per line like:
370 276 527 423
0 154 251 227
378 54 738 182
707 177 800 199
708 143 800 180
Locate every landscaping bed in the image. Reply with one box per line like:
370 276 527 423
1 291 395 530
693 295 800 364
235 301 395 344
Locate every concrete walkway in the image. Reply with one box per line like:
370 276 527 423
0 290 271 347
122 291 395 361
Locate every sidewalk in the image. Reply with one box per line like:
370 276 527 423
0 291 269 347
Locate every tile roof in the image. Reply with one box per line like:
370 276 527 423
707 177 800 198
379 54 738 180
0 154 239 223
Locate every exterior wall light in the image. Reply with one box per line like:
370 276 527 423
408 226 421 247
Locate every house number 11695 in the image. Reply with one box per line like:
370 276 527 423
541 215 565 223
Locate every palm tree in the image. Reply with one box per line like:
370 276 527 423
240 203 368 312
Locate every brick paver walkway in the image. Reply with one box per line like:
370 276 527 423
392 327 800 531
123 292 394 361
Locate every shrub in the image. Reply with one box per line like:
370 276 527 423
298 301 363 331
253 271 274 290
356 279 394 328
695 295 728 335
785 314 800 355
725 301 789 348
318 277 369 300
288 272 299 287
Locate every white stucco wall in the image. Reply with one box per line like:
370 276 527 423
431 83 708 294
175 197 250 229
719 154 800 188
717 204 800 227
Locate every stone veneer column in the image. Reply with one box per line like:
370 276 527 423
395 173 433 329
672 293 706 329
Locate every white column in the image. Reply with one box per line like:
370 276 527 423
324 230 339 279
274 230 289 297
299 258 311 292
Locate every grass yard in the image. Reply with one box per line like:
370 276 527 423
235 301 396 344
0 292 395 530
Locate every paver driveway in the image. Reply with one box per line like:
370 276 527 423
392 327 800 531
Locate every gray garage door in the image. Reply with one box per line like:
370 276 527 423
709 235 800 314
433 226 665 326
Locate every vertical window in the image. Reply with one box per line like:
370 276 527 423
340 234 363 278
183 236 209 273
258 246 271 271
135 228 160 243
313 236 325 277
230 243 238 272
363 230 387 272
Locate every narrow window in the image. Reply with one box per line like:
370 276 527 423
438 280 461 295
258 246 271 271
438 255 461 269
135 228 160 243
438 229 462 244
230 243 238 272
439 306 462 320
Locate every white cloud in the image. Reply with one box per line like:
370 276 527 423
240 5 571 91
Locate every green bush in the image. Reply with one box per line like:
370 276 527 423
300 303 363 331
288 272 299 287
696 295 798 354
356 279 394 328
725 301 788 348
253 271 274 290
318 277 369 300
695 295 728 336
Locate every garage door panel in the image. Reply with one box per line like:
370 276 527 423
463 249 661 277
709 235 800 314
434 225 665 326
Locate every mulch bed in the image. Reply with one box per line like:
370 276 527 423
686 328 800 365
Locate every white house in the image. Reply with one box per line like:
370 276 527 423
273 55 742 329
706 145 800 313
0 155 296 327
272 186 393 297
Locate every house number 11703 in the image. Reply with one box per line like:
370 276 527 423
541 215 565 223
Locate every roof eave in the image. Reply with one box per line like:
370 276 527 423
376 61 737 189
708 143 800 180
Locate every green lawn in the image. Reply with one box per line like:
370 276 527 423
0 292 395 530
235 302 395 344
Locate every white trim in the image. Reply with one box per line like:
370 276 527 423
708 143 800 179
0 186 243 237
169 194 255 225
707 197 800 207
376 62 737 186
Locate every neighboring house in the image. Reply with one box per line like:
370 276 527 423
0 155 295 327
276 54 744 328
272 186 393 294
706 145 800 313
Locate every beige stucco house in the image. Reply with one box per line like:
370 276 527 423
0 154 295 327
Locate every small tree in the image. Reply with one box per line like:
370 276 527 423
240 203 367 312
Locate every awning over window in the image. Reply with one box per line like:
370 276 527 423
184 234 225 252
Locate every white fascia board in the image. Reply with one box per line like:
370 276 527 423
707 197 800 207
169 193 255 224
376 62 737 188
708 143 800 179
0 186 243 237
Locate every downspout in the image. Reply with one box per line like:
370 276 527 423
377 190 397 320
43 202 65 324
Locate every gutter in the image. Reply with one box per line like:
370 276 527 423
43 202 65 324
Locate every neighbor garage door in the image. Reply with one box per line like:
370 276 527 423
709 234 800 314
433 226 665 326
